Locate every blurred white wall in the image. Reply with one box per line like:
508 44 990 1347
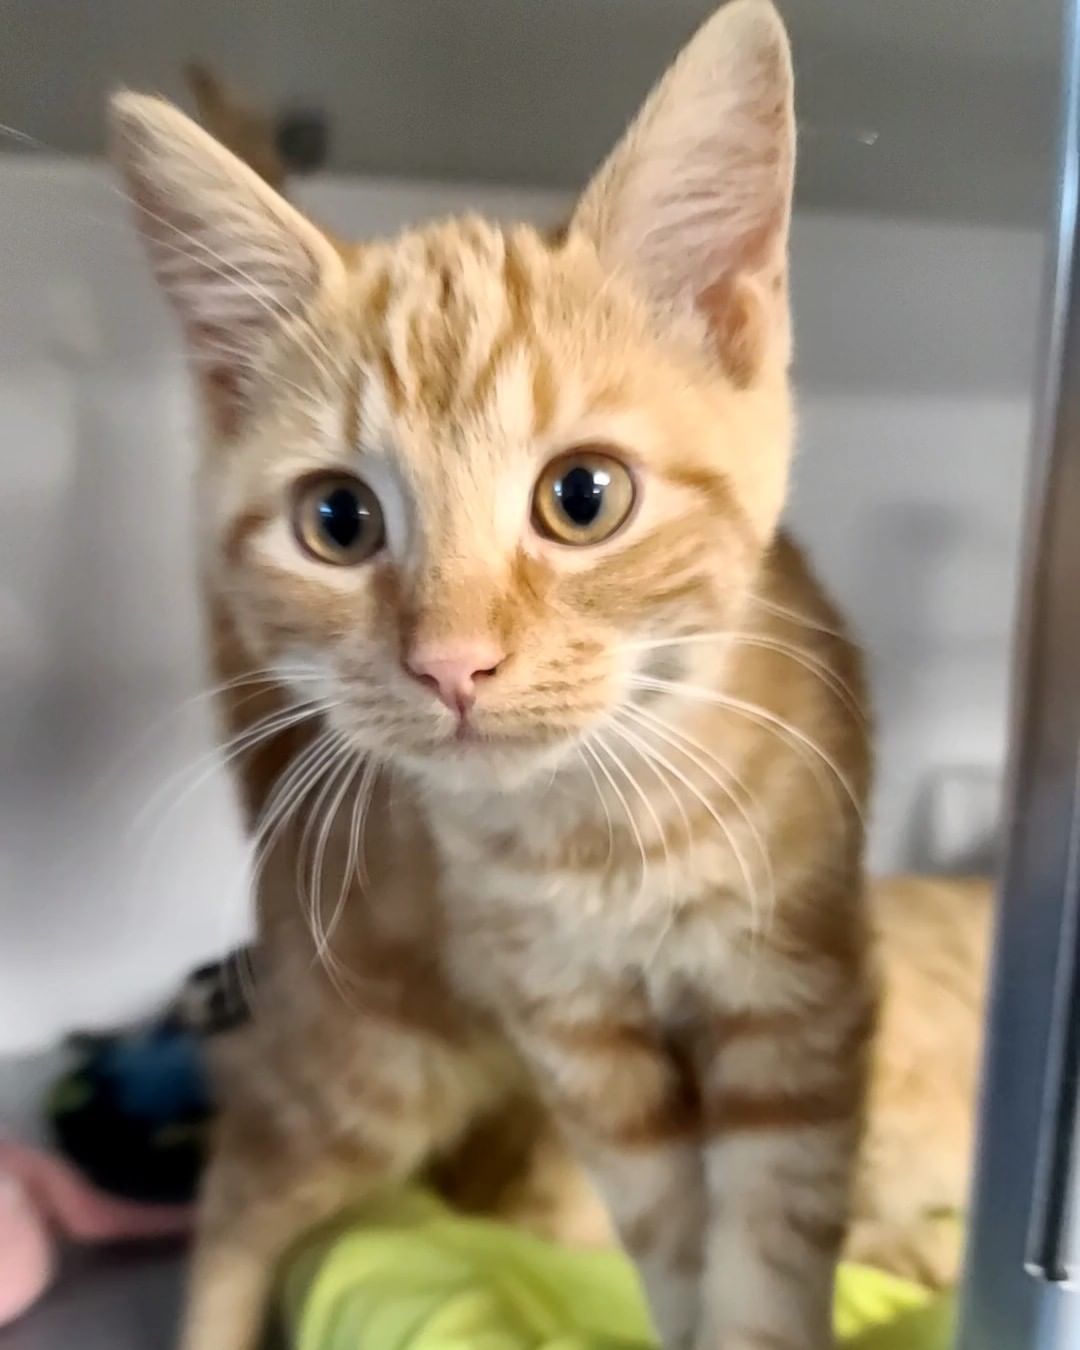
1 0 1060 230
0 157 1041 1052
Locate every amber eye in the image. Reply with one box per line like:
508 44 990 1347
532 450 635 545
293 474 385 565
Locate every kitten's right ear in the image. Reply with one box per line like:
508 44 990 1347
108 92 341 432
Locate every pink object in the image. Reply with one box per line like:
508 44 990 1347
405 638 505 715
0 1139 194 1327
0 1140 193 1242
0 1171 53 1326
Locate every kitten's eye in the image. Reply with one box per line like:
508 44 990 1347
532 450 635 545
293 474 385 565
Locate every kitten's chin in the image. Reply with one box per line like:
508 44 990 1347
398 733 576 795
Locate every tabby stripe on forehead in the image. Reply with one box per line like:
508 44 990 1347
467 235 533 413
531 347 557 438
361 266 406 413
407 298 456 420
377 348 406 413
342 365 361 450
544 217 572 249
362 265 394 328
501 235 532 318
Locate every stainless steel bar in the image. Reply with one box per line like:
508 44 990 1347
958 0 1080 1343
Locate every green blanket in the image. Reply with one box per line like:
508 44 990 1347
282 1190 954 1350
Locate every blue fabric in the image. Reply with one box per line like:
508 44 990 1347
97 1028 210 1121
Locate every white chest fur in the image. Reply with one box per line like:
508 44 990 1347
425 778 760 1020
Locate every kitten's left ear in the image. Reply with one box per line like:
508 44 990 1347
572 0 795 383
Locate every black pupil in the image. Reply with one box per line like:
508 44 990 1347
318 487 364 550
555 465 606 527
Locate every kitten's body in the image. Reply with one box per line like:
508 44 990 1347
113 7 874 1349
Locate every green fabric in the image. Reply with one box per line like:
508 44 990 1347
281 1190 954 1350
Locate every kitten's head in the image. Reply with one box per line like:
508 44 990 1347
111 0 795 790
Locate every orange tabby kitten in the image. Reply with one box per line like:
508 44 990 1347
111 4 873 1349
186 61 984 1299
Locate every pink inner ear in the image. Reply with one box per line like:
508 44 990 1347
570 1 795 368
190 321 256 438
698 273 771 389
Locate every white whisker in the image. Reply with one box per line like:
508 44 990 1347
0 123 48 151
749 593 851 641
296 740 349 908
128 698 326 850
601 723 684 966
303 752 381 1004
90 666 324 802
186 350 318 406
625 702 771 881
631 676 863 823
255 726 337 833
576 743 615 870
218 727 340 1017
305 746 363 1003
594 729 670 904
622 630 866 728
617 704 773 935
109 182 350 390
611 717 695 861
349 756 380 893
582 736 647 899
326 756 379 954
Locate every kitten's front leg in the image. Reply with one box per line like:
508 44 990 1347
513 1006 705 1350
580 1135 704 1350
181 1017 491 1350
695 990 874 1350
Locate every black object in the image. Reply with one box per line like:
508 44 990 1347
276 110 330 173
49 1025 211 1205
46 947 256 1205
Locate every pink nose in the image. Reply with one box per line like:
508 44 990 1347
406 639 505 715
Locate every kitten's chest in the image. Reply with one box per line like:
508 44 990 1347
432 804 748 1014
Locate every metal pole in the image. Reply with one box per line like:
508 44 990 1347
958 0 1080 1345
